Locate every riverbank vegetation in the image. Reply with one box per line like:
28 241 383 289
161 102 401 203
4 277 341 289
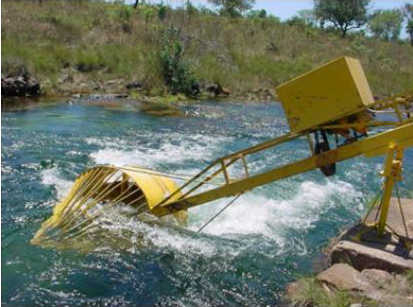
2 0 413 99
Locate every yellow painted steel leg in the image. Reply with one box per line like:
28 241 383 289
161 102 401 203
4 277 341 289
377 144 399 235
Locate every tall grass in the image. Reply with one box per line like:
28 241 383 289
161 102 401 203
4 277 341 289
2 0 412 97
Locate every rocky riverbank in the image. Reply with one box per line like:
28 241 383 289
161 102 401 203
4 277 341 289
285 198 413 307
1 73 40 97
1 69 277 102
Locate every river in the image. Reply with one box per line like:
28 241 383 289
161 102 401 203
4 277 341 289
2 98 412 306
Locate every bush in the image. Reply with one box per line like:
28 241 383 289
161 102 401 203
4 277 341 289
158 27 200 97
158 3 167 21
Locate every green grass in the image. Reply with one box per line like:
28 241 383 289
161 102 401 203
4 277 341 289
2 1 412 97
288 277 378 307
406 269 413 286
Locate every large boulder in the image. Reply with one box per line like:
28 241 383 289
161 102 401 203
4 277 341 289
2 74 40 97
316 263 372 291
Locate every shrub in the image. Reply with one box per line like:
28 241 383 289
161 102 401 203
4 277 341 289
158 27 200 97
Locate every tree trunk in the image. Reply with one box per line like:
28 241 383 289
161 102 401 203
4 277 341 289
341 25 348 37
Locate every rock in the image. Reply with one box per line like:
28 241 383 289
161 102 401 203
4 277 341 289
284 281 313 307
78 82 90 92
285 281 300 298
394 274 411 294
349 304 362 307
1 74 40 97
363 289 407 304
125 81 143 90
206 83 230 97
59 75 74 84
316 263 372 291
330 236 413 273
361 269 393 289
105 79 123 86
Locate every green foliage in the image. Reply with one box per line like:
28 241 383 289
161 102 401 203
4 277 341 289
158 28 200 97
247 9 267 19
266 15 281 25
404 4 413 46
407 20 413 46
157 3 167 21
208 0 255 17
185 1 197 16
297 9 317 27
1 0 412 98
286 16 307 28
140 5 155 28
118 4 131 22
368 9 403 41
288 277 355 307
314 0 370 37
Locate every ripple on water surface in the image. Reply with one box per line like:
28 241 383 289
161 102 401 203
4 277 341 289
2 99 412 306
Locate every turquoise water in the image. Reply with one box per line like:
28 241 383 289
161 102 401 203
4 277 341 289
2 99 412 306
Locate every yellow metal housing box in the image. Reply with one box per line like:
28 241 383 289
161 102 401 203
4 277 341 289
276 56 374 133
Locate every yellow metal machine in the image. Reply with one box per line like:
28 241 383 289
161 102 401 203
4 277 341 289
32 56 413 246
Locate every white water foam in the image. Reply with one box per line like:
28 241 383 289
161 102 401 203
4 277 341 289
88 133 234 167
188 180 361 242
41 168 73 200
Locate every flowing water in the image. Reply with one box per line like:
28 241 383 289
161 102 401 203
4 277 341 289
2 98 412 306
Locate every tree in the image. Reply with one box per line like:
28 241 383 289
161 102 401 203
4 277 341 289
404 3 413 46
247 9 267 20
208 0 255 17
368 9 403 41
297 9 317 27
314 0 370 37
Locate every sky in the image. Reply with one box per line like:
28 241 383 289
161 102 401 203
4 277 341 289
155 0 412 20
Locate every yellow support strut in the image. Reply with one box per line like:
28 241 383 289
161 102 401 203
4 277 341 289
377 144 404 235
152 123 413 217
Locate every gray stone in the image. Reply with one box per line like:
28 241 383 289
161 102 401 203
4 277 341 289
316 263 372 291
331 238 413 273
330 198 413 273
361 269 394 288
105 79 123 86
395 274 411 294
1 74 40 97
362 289 387 302
285 281 300 298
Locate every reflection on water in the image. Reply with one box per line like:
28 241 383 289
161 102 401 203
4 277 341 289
2 98 412 306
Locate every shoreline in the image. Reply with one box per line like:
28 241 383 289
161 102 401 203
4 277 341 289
1 90 280 116
285 198 413 307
